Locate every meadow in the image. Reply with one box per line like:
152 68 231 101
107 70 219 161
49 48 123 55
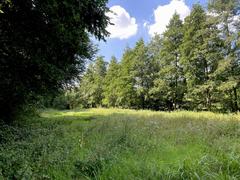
1 108 240 179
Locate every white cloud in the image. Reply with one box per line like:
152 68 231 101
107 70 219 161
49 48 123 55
148 0 190 37
106 5 138 39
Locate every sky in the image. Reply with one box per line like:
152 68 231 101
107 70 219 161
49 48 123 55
96 0 208 61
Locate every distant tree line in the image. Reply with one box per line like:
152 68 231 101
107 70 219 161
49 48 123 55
54 1 240 112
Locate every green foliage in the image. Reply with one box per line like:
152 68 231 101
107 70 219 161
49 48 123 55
50 90 79 110
115 47 138 108
9 1 237 113
0 0 110 122
103 56 120 107
79 57 107 108
180 4 223 111
155 13 186 110
74 2 239 112
132 39 157 109
208 0 240 111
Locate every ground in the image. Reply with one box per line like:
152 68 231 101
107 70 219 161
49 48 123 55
1 108 240 179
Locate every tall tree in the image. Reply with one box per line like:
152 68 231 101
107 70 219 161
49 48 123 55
117 47 137 108
103 56 120 107
0 0 110 121
208 0 240 111
79 64 95 108
147 35 164 110
156 13 185 110
79 57 107 107
132 39 155 109
91 56 107 107
181 4 223 110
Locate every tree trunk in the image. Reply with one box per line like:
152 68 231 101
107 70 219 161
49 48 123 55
233 87 239 112
142 94 145 109
206 89 212 111
229 91 235 112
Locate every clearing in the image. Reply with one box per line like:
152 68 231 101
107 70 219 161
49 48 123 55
1 108 240 179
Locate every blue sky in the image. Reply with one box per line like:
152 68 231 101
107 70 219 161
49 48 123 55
96 0 208 61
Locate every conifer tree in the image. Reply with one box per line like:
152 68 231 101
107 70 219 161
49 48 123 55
156 13 185 110
147 35 164 109
103 56 120 107
208 0 240 111
132 39 154 109
79 57 106 107
181 4 223 110
79 64 96 107
117 48 137 108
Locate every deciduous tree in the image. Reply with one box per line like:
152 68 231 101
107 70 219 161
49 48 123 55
0 0 110 121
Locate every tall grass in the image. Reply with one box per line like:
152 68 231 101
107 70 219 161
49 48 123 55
1 108 240 179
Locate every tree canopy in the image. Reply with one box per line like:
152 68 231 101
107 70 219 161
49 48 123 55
1 1 240 118
0 0 110 121
66 2 239 112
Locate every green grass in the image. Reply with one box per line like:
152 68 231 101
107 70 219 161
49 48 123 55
1 108 240 179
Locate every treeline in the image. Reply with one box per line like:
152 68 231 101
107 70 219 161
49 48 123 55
53 2 239 112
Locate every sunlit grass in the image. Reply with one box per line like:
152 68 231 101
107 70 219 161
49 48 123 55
1 108 240 179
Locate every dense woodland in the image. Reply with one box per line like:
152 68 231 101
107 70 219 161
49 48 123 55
0 0 240 124
53 3 240 112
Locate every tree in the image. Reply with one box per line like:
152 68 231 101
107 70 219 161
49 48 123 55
117 47 137 108
93 56 107 107
147 34 164 110
103 56 120 107
78 64 95 108
79 57 107 107
0 0 110 121
156 13 185 110
181 4 223 110
208 0 240 111
132 39 155 109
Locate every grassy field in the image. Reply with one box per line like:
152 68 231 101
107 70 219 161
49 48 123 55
1 108 240 179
